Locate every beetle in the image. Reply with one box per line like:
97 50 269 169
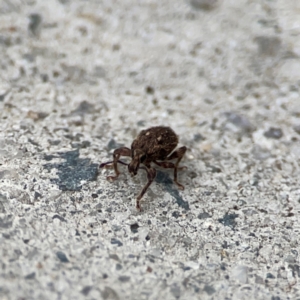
99 126 187 211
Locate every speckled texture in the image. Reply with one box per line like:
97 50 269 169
0 0 300 299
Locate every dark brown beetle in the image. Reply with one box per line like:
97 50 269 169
100 126 187 210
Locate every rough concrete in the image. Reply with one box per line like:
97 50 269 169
0 0 300 299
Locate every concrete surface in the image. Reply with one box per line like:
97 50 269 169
0 0 300 299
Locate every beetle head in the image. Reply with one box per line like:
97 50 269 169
128 149 146 176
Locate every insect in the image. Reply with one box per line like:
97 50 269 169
100 126 187 211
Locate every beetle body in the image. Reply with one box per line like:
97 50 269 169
100 126 187 210
128 127 178 176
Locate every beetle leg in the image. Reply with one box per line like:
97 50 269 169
99 160 128 169
162 146 187 190
100 147 131 181
136 166 156 211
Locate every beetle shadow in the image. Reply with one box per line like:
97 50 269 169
155 170 189 210
43 149 98 191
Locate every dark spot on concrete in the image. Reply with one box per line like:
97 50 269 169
71 140 91 149
0 170 10 180
264 127 283 139
28 138 39 146
0 194 7 213
25 272 36 280
107 139 124 151
255 36 281 57
109 254 120 261
172 211 180 218
218 213 238 229
111 238 123 247
293 125 300 135
118 275 130 282
48 139 61 146
112 43 120 51
28 13 42 36
105 207 112 213
52 214 67 222
288 264 300 278
198 212 211 219
190 0 219 11
266 273 275 279
145 85 155 94
62 64 88 84
94 203 102 212
43 149 98 191
36 112 48 120
170 284 181 299
64 133 82 141
0 215 13 229
208 165 222 173
41 73 49 82
101 286 120 300
81 140 91 148
193 133 205 142
64 134 73 140
224 112 255 134
187 171 198 179
137 120 145 127
44 154 56 161
56 251 69 263
71 100 94 115
34 191 42 200
23 53 35 62
130 223 139 233
204 284 216 295
0 91 8 102
252 144 271 160
155 170 189 210
0 35 11 47
81 286 92 296
94 65 106 78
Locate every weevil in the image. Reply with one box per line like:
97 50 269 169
100 126 187 210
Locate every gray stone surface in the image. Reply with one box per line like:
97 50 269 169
0 0 300 299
